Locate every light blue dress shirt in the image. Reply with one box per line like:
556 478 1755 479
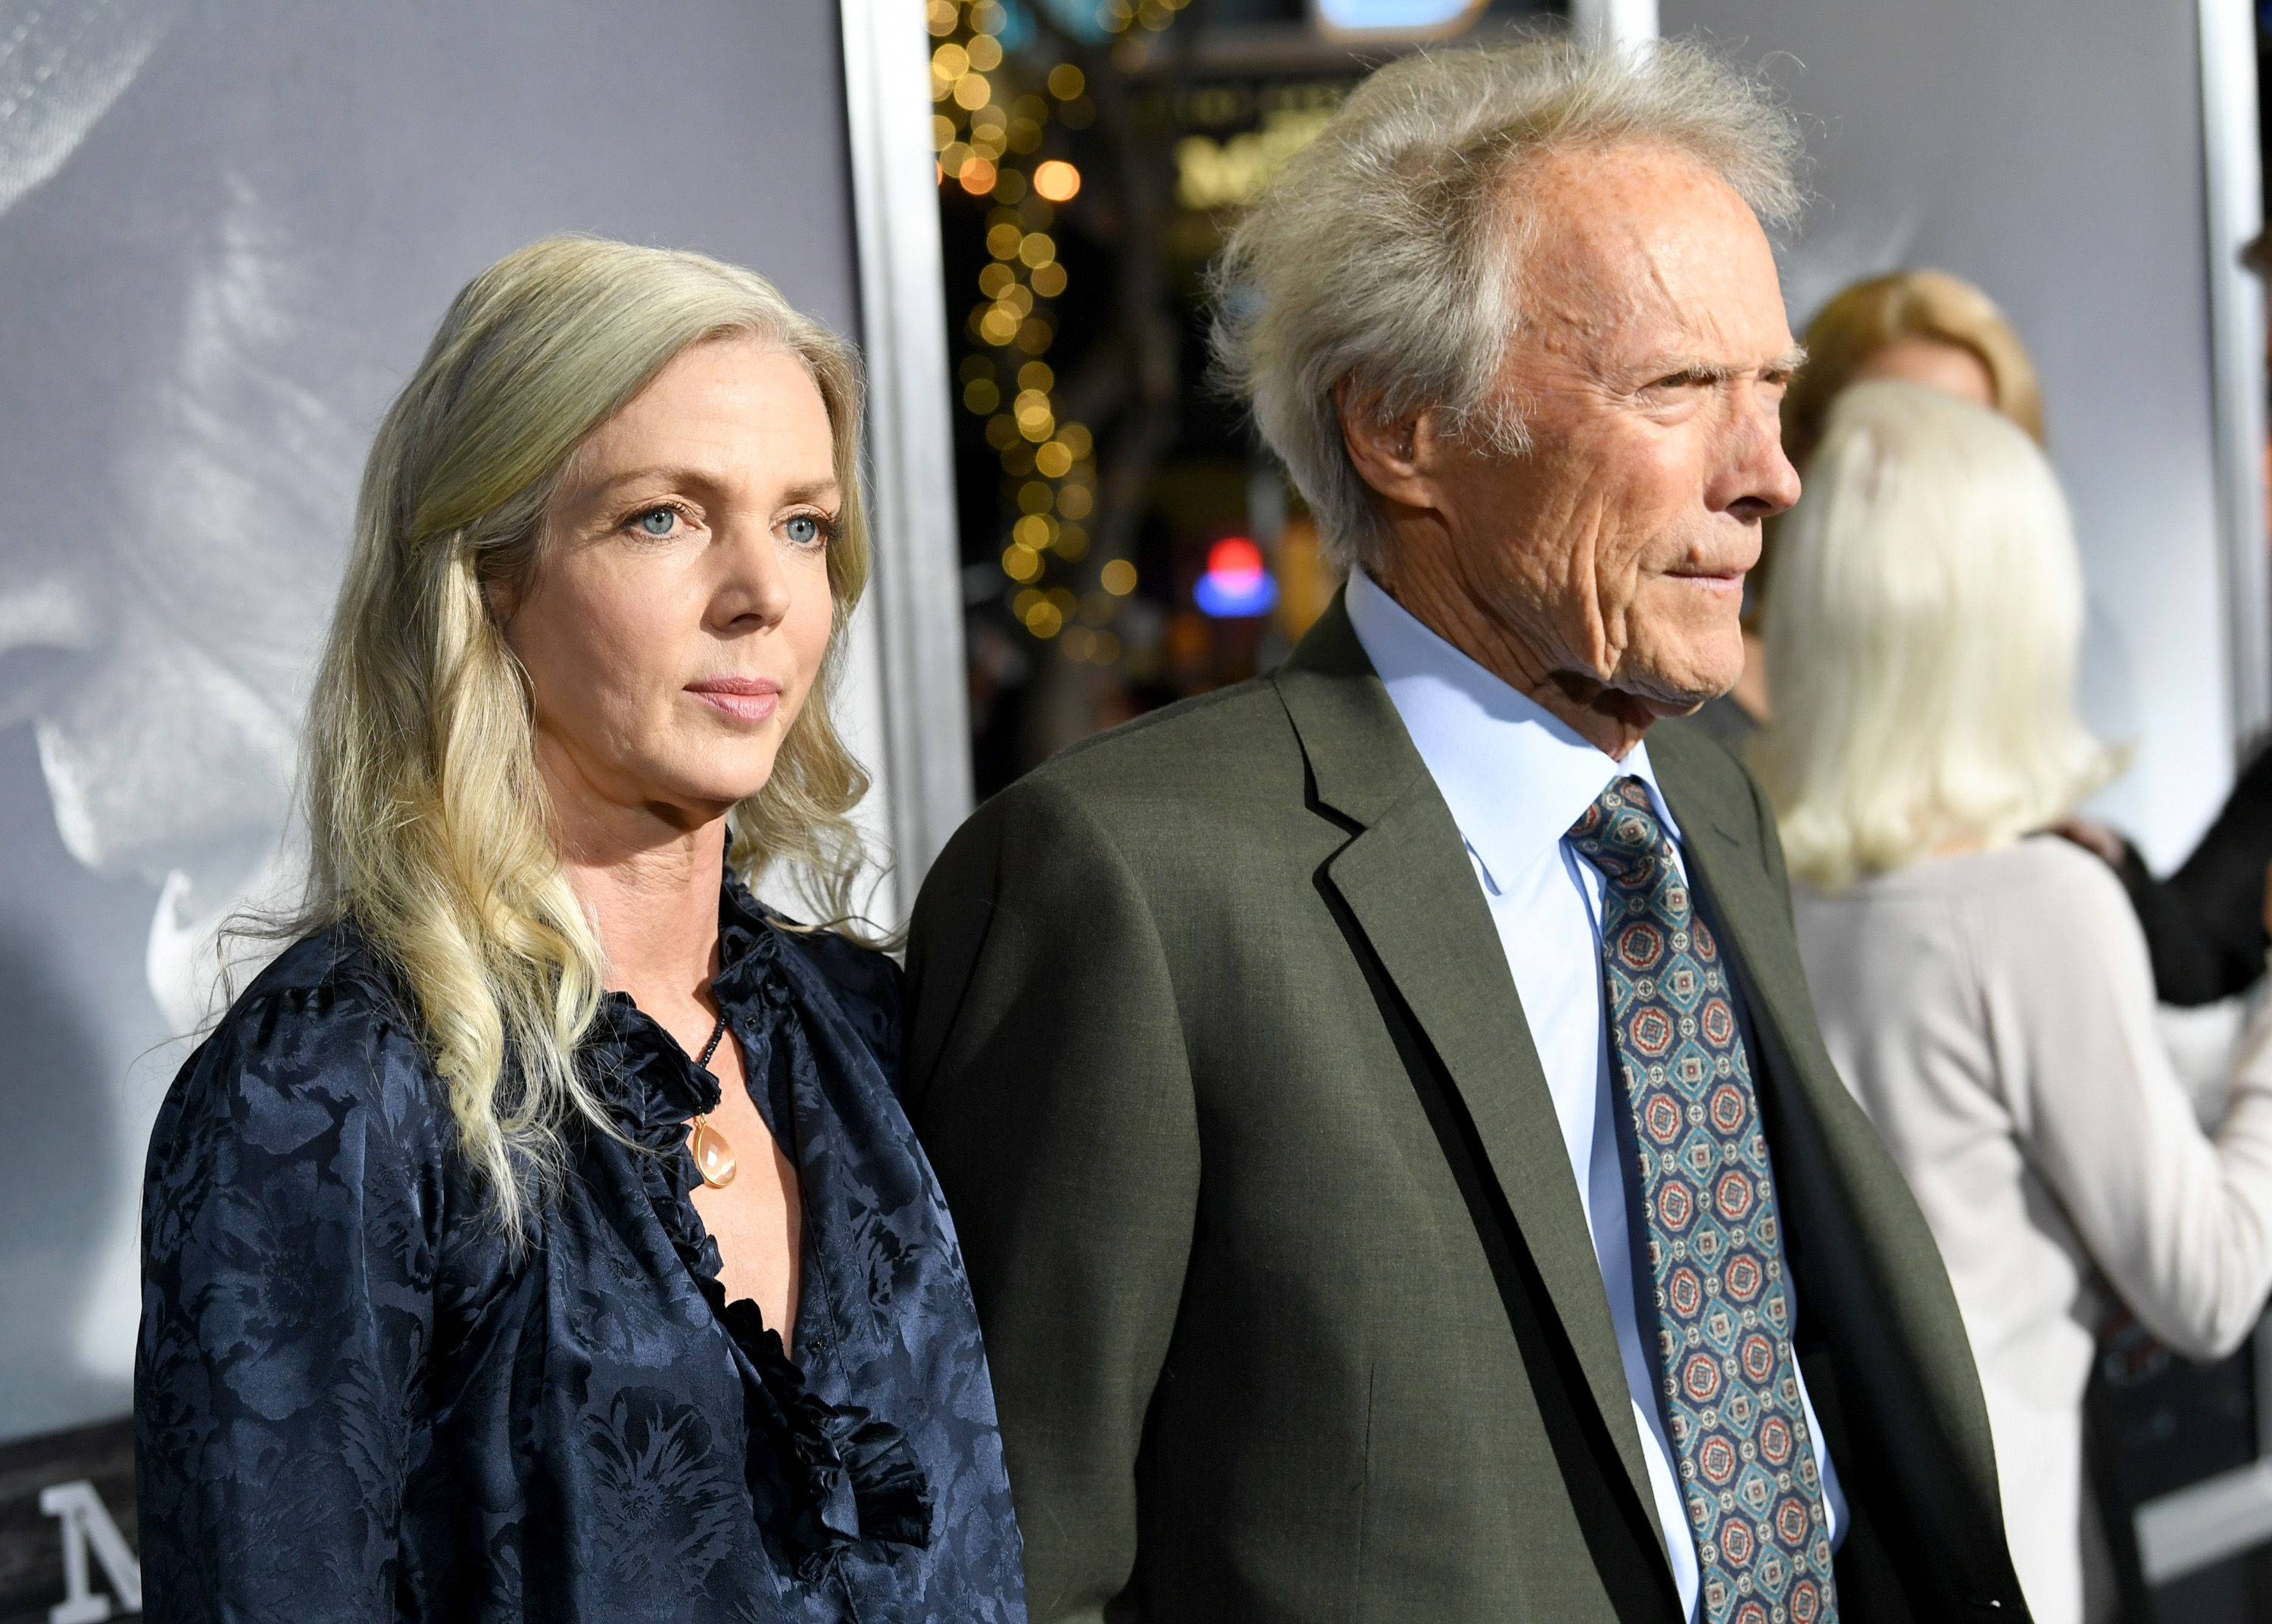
1345 568 1845 1619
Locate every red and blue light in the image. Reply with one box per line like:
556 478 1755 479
1194 537 1278 619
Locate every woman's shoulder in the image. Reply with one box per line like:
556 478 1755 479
752 908 903 1071
1823 834 2129 913
150 921 445 1177
1929 836 2153 987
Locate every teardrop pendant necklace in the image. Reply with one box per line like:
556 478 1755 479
688 1007 738 1189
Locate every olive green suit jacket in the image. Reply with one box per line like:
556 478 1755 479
905 597 2031 1623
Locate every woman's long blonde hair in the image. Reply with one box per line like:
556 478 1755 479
299 235 872 1238
1755 380 2118 893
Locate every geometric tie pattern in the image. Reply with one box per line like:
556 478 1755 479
1568 777 1840 1624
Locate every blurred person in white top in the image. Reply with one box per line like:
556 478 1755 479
1757 378 2272 1624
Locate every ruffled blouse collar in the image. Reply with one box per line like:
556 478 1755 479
576 877 932 1577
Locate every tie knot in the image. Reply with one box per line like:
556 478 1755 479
1568 776 1677 891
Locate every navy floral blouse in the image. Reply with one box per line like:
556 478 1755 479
135 877 1026 1622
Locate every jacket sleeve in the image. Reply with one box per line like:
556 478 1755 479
903 775 1200 1624
136 984 443 1622
2130 742 2272 1005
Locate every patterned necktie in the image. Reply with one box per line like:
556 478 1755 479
1567 777 1839 1624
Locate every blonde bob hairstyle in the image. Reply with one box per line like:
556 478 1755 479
1756 380 2118 893
1782 269 2043 474
298 234 872 1239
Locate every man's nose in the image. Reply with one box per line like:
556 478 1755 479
1724 399 1802 519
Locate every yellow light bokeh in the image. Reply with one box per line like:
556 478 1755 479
978 305 1019 346
1025 600 1064 637
1012 587 1043 619
1001 542 1042 583
985 223 1024 260
1059 422 1094 460
991 167 1028 204
1030 261 1068 298
953 71 991 111
1018 481 1055 515
966 33 1003 70
1015 316 1053 354
1017 360 1055 392
1017 232 1056 268
985 413 1020 449
1047 64 1086 100
972 0 1008 34
1033 160 1081 203
927 0 959 35
1101 559 1138 595
1035 441 1073 478
1056 523 1091 560
1056 480 1093 519
932 42 969 78
933 115 958 151
978 262 1016 299
963 378 1000 414
1013 387 1051 422
959 155 997 195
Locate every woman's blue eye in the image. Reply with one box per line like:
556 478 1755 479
785 515 822 546
636 507 676 537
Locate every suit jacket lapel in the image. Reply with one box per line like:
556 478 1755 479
1274 594 1671 1557
1646 733 1832 1137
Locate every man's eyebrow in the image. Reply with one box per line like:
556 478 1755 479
1644 346 1809 385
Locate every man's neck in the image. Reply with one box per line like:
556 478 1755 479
1364 565 1660 761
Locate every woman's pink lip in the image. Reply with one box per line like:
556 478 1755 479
686 677 782 724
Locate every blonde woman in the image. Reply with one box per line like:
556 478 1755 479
1699 268 2043 745
1760 379 2272 1624
133 238 1026 1622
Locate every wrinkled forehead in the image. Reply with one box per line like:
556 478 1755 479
1501 142 1789 350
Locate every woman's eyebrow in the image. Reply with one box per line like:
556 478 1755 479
588 468 841 505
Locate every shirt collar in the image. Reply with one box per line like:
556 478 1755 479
1344 566 1684 890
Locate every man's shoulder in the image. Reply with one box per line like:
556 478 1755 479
993 675 1305 820
927 673 1322 903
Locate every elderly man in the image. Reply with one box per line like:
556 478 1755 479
905 39 2030 1624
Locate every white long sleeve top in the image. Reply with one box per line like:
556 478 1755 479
1793 835 2272 1624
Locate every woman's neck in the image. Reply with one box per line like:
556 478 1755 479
542 759 732 1031
568 828 729 1015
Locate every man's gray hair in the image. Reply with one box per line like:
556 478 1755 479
1212 37 1804 575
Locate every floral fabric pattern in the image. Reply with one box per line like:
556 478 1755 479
135 876 1026 1623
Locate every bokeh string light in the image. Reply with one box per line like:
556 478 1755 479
932 0 1131 659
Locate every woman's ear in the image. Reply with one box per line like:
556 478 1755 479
482 569 519 627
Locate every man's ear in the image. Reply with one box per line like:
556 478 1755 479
1336 379 1439 512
